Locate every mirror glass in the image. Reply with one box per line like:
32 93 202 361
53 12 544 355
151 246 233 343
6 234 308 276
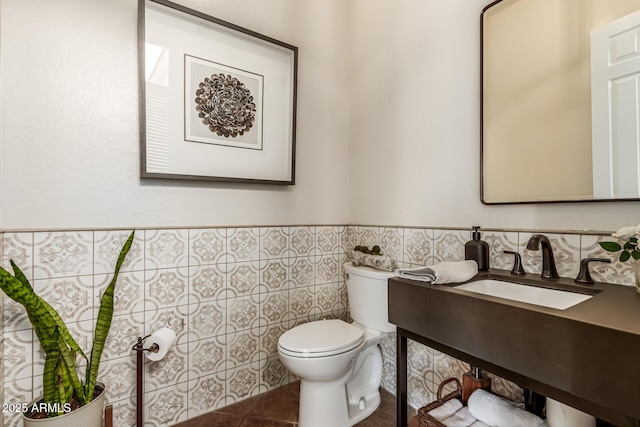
482 0 640 203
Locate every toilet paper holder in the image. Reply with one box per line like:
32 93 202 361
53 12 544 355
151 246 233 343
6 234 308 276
131 330 175 427
132 334 159 355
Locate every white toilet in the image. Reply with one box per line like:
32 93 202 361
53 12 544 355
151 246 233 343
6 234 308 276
278 263 397 427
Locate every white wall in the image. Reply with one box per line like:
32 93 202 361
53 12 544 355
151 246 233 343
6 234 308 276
348 0 639 232
3 0 639 233
0 0 351 230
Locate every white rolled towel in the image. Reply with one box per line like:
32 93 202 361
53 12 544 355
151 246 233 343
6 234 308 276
427 398 463 421
397 260 478 284
442 407 478 427
467 389 544 427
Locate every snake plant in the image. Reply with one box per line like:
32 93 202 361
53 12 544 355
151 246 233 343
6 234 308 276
0 230 134 417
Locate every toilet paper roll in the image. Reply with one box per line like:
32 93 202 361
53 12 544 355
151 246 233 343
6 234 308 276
144 327 176 361
546 397 595 427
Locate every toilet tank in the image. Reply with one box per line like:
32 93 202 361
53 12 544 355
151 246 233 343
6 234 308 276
343 263 397 333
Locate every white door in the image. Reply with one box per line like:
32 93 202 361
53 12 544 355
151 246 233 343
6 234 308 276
591 9 640 198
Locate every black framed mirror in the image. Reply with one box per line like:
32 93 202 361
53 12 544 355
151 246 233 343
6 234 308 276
481 0 640 204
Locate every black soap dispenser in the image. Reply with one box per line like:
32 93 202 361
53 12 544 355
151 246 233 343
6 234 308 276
465 226 489 271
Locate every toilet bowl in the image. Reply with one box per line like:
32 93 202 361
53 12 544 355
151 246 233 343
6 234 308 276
278 263 397 427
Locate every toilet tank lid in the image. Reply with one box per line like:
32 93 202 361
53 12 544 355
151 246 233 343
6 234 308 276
343 263 398 279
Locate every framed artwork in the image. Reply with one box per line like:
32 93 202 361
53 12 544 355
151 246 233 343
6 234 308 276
139 0 297 184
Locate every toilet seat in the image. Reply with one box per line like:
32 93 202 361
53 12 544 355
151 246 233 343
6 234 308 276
278 319 365 358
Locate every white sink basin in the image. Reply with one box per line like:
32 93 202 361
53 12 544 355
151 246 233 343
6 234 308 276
456 279 592 310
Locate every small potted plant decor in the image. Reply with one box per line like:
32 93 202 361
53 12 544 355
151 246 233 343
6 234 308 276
0 230 135 426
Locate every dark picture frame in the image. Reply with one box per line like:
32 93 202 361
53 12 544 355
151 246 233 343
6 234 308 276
138 0 298 184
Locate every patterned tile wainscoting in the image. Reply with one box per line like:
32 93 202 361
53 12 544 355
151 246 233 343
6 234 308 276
0 227 351 427
0 225 632 426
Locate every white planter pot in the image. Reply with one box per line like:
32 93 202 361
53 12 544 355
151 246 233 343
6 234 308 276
22 382 106 427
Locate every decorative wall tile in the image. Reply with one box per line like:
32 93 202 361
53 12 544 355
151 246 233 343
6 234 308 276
145 343 189 393
334 279 348 320
290 227 316 257
315 283 337 313
315 254 339 284
289 286 314 321
289 257 314 288
99 270 145 315
227 328 260 369
3 298 31 332
145 306 189 346
189 228 226 266
145 229 188 270
259 291 289 325
144 267 189 311
226 295 260 333
483 231 519 270
433 229 468 264
380 227 403 263
33 231 92 279
100 357 137 403
261 356 288 390
103 312 144 361
259 227 289 260
144 381 189 426
189 264 227 303
109 398 137 427
519 233 580 279
188 300 226 341
259 259 288 293
432 350 469 385
379 332 396 361
226 262 259 297
581 235 635 286
94 230 144 274
408 369 435 410
188 372 226 418
3 329 33 381
188 336 226 378
227 228 259 263
2 233 33 279
381 357 396 394
225 361 265 404
32 275 94 323
341 226 358 252
260 323 287 360
408 340 433 379
403 228 433 266
316 226 341 255
359 226 379 249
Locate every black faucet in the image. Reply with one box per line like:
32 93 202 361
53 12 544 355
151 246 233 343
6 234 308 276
525 234 559 279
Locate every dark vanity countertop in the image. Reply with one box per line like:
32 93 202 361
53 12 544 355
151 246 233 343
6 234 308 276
388 269 640 427
407 269 640 335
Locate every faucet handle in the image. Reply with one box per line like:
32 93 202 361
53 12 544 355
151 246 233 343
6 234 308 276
503 250 526 275
574 258 611 285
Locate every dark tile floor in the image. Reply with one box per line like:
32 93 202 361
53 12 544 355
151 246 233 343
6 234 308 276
174 381 419 427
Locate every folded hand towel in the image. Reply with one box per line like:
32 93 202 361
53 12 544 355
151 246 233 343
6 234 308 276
470 422 490 427
397 260 478 284
468 389 543 427
442 407 478 427
427 399 463 421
